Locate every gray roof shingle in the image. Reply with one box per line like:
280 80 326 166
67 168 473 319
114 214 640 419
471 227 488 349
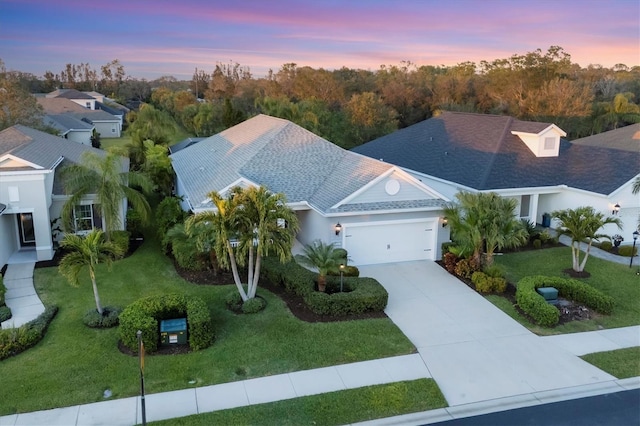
352 112 640 195
170 115 422 213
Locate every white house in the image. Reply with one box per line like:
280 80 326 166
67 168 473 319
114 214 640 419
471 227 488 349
0 125 127 269
170 115 451 266
353 113 640 242
37 94 122 138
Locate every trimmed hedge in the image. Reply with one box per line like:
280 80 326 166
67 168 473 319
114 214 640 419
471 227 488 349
328 265 360 277
618 245 638 257
261 257 388 316
119 294 214 353
0 306 58 360
516 276 614 327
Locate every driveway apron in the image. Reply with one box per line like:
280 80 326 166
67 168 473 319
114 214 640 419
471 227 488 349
358 261 616 406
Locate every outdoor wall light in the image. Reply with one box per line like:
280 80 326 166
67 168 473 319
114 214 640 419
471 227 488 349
630 230 639 269
613 203 620 215
335 223 342 235
442 217 448 228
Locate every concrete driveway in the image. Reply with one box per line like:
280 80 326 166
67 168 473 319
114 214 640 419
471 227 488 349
358 261 616 407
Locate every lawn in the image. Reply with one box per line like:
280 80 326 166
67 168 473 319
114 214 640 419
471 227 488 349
489 246 640 335
150 379 446 426
0 237 415 415
581 347 640 379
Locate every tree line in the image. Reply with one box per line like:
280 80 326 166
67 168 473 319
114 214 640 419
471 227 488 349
2 46 640 147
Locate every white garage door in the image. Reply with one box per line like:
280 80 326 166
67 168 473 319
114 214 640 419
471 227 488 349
344 220 436 265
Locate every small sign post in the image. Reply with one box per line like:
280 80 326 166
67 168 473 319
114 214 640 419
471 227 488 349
137 330 147 426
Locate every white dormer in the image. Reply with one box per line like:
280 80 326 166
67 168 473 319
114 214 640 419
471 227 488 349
511 124 566 157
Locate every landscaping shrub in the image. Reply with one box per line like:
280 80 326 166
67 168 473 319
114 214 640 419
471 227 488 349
516 276 614 327
441 241 457 256
0 306 11 322
538 230 557 245
241 297 266 314
443 252 459 274
83 306 122 328
225 290 243 312
454 258 479 279
618 246 637 257
156 196 188 239
0 306 58 360
110 230 130 257
119 294 214 353
261 257 388 316
333 248 348 261
533 239 542 249
483 263 506 279
598 241 613 251
471 272 507 293
126 208 144 239
328 265 360 277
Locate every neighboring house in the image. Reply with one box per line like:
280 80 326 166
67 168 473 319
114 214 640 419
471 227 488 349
170 115 451 266
352 112 640 240
46 88 96 110
43 114 94 145
168 137 206 154
37 94 122 138
0 125 128 269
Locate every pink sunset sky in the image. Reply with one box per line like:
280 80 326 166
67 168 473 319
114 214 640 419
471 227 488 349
1 0 638 80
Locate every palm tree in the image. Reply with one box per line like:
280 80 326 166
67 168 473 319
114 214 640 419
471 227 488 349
58 229 123 315
552 206 622 272
295 241 346 292
190 186 299 301
61 151 153 239
444 192 528 267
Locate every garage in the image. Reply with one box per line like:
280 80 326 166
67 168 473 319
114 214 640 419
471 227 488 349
343 219 436 265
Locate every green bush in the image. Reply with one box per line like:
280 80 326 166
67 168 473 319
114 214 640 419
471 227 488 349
0 306 58 360
242 297 266 314
0 306 11 322
483 263 506 279
516 276 614 327
441 241 457 256
119 294 214 353
126 209 144 238
471 272 507 293
261 257 388 316
328 265 360 277
333 248 348 262
533 239 542 249
110 230 130 258
156 196 188 239
598 241 613 251
83 306 122 328
618 245 637 257
225 290 243 312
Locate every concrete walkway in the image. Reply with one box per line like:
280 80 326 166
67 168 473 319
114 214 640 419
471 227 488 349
1 261 44 329
554 233 636 266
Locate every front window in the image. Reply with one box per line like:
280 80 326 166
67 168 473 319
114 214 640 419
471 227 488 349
73 204 102 234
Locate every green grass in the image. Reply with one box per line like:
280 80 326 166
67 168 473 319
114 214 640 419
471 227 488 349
150 379 446 426
0 237 415 415
489 247 640 335
100 134 132 151
581 347 640 379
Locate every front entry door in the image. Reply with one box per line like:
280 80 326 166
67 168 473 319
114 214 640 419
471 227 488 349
17 213 36 247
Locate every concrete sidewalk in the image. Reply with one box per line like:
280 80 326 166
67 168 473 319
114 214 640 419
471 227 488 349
0 354 430 425
1 261 44 329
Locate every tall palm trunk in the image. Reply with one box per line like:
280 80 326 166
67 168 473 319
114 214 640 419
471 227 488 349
317 273 327 292
89 267 103 315
226 241 248 301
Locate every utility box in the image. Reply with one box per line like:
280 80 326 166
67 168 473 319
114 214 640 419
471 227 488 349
536 287 558 301
160 318 187 345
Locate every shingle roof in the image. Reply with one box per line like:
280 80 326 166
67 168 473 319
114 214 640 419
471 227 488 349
169 137 206 154
170 115 405 213
352 112 640 195
48 89 94 100
44 114 94 134
0 125 127 194
37 98 89 114
570 123 640 152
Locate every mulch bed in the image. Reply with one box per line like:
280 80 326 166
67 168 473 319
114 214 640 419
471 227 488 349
435 260 595 326
173 261 388 323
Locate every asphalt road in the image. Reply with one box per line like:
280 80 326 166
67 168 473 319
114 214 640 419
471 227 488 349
430 389 640 426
